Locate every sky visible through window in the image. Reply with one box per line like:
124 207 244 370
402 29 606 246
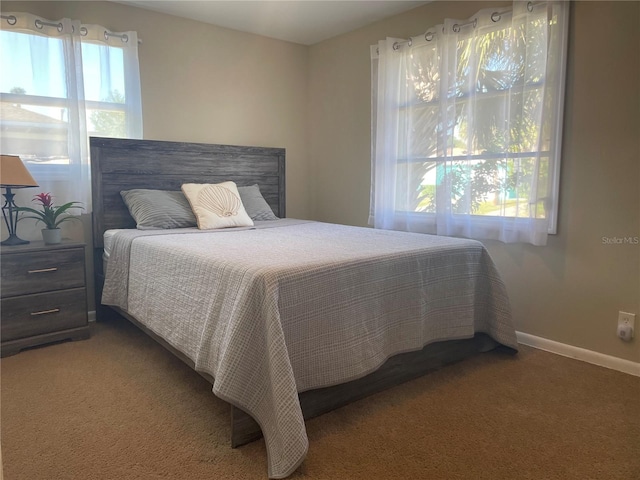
0 30 125 120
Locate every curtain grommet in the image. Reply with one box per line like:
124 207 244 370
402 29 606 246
34 19 63 32
3 15 17 26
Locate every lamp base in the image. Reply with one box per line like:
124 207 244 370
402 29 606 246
1 234 30 246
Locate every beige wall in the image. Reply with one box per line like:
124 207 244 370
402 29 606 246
3 2 310 219
308 1 640 363
3 1 638 364
3 1 310 310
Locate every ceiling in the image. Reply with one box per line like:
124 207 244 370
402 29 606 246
118 1 429 45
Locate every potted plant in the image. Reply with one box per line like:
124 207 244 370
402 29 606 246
17 192 83 244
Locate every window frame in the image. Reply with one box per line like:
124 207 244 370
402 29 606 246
371 3 569 238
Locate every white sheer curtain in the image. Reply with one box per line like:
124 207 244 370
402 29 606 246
371 1 568 246
0 12 142 227
81 24 143 140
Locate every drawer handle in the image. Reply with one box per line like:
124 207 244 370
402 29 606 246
30 308 61 316
28 267 58 274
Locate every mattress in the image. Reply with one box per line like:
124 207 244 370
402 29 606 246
103 228 127 261
102 219 518 478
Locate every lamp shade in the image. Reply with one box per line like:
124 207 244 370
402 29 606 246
0 155 39 188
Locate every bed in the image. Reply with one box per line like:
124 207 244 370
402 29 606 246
90 136 518 479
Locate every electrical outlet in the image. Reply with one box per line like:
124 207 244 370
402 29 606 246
617 311 635 341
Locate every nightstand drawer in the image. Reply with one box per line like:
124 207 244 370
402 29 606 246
1 288 87 341
1 247 85 298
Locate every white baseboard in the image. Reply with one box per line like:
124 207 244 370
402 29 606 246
83 315 637 375
516 331 640 377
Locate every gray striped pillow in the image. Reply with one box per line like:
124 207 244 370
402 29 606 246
237 184 279 221
120 189 197 230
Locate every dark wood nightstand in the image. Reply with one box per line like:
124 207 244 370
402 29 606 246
1 240 90 357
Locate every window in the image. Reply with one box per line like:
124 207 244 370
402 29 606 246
370 1 568 245
0 12 142 211
82 39 141 139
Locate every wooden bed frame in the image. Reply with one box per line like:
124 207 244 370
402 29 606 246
90 136 504 449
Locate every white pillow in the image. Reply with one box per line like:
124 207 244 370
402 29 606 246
181 181 254 230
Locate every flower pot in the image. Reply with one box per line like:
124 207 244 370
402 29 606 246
42 228 62 245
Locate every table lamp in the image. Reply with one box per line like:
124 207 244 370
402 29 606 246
1 155 39 246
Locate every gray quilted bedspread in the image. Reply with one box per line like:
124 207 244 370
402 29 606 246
102 219 518 478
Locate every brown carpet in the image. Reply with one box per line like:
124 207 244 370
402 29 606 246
2 316 639 480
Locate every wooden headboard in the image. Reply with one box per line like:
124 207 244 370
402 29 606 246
90 137 286 249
